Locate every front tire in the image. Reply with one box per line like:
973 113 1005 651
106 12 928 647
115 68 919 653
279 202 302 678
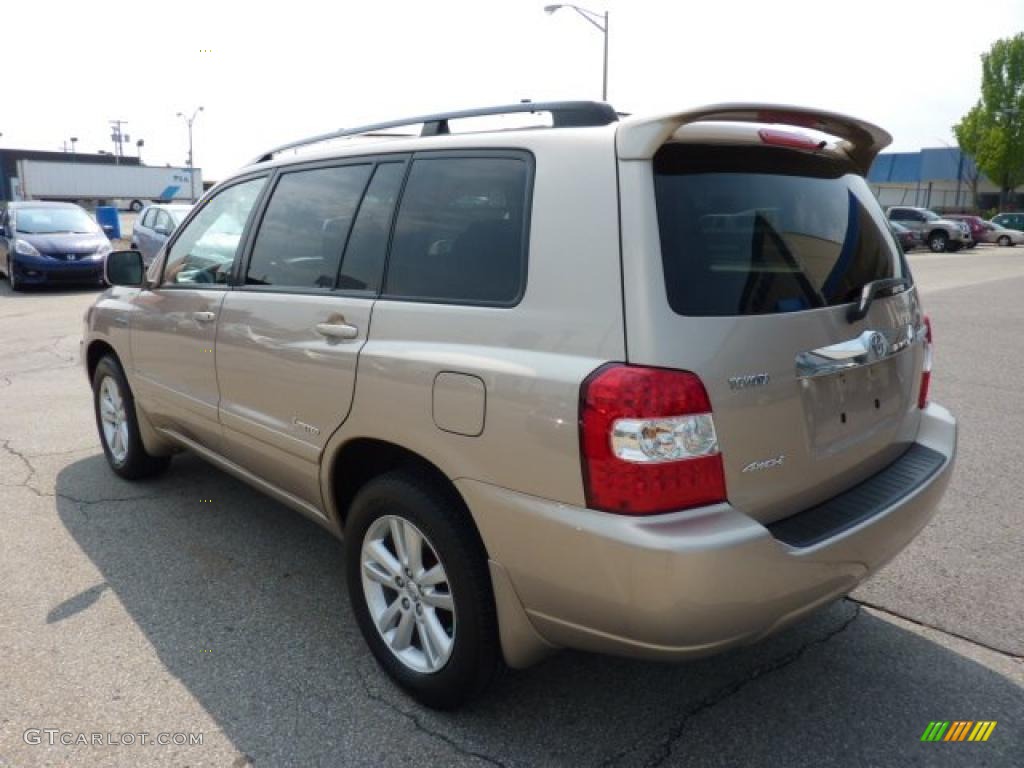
8 256 22 291
92 355 171 480
928 231 949 253
345 471 500 709
129 200 144 213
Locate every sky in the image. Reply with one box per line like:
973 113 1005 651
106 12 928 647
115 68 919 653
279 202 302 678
3 0 1021 181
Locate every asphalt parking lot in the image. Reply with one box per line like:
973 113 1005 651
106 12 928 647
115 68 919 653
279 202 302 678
1 245 1023 767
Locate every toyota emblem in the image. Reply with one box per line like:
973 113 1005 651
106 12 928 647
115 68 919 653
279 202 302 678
869 332 887 358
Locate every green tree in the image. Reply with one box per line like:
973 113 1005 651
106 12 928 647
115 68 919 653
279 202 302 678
954 33 1024 210
953 105 986 208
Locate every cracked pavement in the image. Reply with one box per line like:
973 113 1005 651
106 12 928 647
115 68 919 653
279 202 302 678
1 250 1023 767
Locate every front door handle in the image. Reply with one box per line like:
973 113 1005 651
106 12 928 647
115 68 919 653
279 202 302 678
193 311 217 323
315 321 359 340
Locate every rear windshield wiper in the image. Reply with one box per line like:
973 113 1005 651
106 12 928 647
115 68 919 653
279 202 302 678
847 277 912 323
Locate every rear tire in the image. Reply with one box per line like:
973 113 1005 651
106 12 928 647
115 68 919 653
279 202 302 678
928 231 949 253
345 470 500 709
129 200 144 213
998 235 1011 247
92 355 171 480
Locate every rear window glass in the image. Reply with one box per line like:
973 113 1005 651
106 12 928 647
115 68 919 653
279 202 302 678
654 145 907 316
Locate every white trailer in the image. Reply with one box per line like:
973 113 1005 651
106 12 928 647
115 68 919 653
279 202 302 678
13 160 202 211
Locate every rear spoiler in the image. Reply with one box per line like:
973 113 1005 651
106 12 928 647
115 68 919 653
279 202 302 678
615 103 892 176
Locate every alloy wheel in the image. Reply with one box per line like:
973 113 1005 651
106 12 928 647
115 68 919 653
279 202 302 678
361 515 456 674
98 376 130 464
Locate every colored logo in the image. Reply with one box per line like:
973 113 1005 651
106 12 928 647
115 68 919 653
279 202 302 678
921 721 997 742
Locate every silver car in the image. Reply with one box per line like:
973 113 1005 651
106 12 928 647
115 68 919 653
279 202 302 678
83 101 957 709
131 204 192 265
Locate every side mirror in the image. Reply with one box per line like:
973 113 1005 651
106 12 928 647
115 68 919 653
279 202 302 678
105 250 145 287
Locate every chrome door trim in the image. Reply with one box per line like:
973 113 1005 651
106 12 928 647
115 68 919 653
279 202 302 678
795 325 915 379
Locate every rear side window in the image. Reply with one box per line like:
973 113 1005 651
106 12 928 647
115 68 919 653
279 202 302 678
338 162 405 293
654 145 907 316
247 164 372 289
384 156 528 305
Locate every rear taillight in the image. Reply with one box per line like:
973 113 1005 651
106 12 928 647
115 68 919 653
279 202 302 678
918 315 933 409
579 364 727 515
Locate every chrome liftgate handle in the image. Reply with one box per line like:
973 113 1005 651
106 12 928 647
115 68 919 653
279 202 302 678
795 325 916 379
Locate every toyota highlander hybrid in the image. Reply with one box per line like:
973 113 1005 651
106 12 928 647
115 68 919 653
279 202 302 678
81 101 957 708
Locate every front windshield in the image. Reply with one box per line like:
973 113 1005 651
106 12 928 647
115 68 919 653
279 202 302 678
921 210 941 222
169 208 191 225
15 207 98 235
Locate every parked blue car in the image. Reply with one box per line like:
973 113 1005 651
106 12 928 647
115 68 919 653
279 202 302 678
0 202 111 291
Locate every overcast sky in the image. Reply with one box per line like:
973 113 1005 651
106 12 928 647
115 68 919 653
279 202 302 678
4 0 1021 180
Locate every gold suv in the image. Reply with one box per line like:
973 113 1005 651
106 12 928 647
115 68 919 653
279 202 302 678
83 101 957 708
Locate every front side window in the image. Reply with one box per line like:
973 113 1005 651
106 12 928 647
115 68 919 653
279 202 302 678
384 156 528 304
141 209 157 228
246 164 372 289
163 177 266 287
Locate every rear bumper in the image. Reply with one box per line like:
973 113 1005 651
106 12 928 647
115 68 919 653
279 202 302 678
459 402 956 665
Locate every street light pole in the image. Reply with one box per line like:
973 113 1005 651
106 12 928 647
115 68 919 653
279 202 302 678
176 106 204 202
544 4 609 101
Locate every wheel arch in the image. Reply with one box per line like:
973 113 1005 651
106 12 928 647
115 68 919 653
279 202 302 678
326 438 484 549
86 339 176 457
327 437 553 670
86 339 118 381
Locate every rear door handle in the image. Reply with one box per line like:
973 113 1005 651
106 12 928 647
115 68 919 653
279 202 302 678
315 321 359 340
193 311 217 323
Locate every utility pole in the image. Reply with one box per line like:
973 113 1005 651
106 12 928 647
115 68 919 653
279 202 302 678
109 119 129 165
176 107 204 202
70 137 78 157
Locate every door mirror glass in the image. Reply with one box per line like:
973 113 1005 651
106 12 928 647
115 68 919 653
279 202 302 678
105 250 145 286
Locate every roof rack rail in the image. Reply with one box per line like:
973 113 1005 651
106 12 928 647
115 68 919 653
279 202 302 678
250 100 618 164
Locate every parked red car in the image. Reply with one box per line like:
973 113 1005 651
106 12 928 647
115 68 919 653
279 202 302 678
944 215 985 248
